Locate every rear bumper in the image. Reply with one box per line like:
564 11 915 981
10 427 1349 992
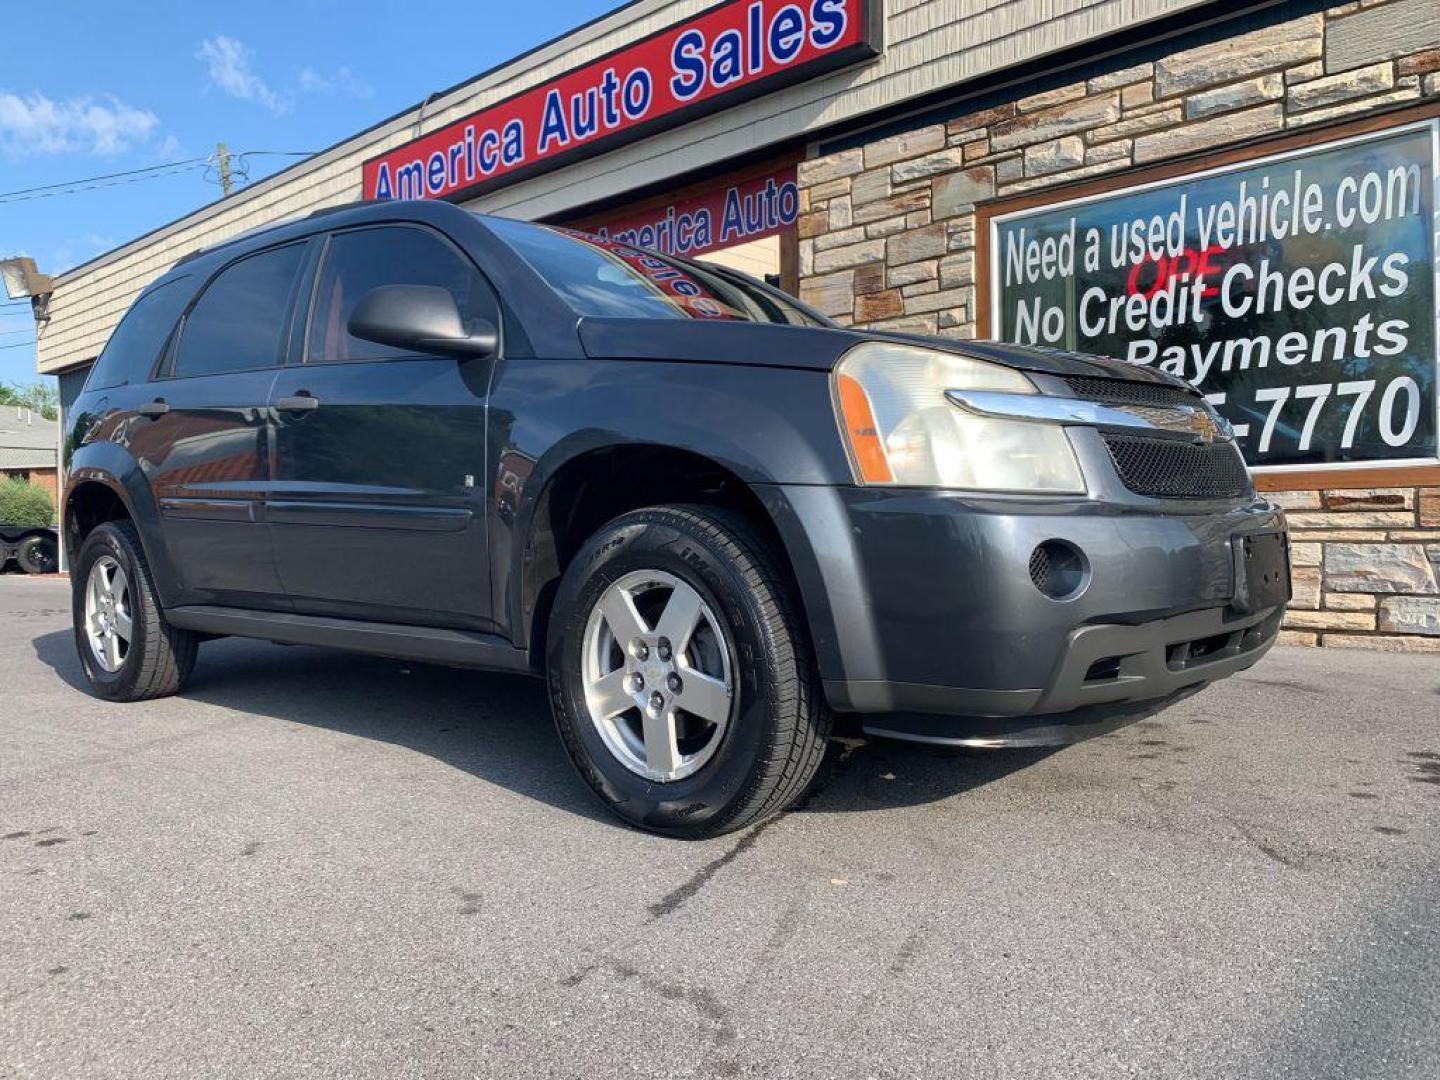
757 484 1287 744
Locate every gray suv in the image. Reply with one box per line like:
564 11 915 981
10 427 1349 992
63 200 1289 837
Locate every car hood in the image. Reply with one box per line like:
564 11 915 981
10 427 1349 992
577 318 1180 385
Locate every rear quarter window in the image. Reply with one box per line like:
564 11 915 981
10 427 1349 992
85 276 193 391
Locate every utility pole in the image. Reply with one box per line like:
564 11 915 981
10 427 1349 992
216 142 232 197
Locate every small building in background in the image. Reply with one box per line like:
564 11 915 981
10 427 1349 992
0 407 58 501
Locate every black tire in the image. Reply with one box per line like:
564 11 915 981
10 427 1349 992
17 533 58 575
72 520 197 701
547 504 831 839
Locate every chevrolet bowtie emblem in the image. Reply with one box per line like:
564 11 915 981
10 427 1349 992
1186 407 1219 443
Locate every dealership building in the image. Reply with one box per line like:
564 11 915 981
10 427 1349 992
28 0 1440 649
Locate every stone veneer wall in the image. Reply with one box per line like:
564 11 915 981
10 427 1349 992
1272 488 1440 650
794 0 1440 653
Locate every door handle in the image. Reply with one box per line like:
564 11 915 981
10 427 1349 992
137 399 169 418
275 393 320 413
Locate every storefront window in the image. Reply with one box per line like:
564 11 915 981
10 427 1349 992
989 122 1439 469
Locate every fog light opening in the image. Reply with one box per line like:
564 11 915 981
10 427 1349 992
1029 540 1089 600
1084 656 1122 682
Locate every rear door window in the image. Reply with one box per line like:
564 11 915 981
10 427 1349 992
171 243 305 378
305 226 499 364
85 277 193 390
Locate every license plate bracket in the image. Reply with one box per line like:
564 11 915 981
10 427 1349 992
1232 531 1290 613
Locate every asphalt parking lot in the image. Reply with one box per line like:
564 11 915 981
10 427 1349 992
1 573 1437 1079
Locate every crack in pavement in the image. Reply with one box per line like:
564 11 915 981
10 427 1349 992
646 815 779 919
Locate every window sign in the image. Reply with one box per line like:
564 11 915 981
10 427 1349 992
989 121 1439 470
565 165 799 259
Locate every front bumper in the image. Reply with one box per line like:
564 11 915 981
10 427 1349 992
758 484 1287 745
862 603 1283 747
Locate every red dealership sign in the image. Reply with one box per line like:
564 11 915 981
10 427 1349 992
362 0 879 203
565 164 799 258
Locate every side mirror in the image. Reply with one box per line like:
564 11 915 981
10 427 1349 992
347 284 498 359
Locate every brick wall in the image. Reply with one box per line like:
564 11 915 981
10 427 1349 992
27 469 58 504
795 0 1440 652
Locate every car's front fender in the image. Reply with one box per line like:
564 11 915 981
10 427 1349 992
487 355 854 655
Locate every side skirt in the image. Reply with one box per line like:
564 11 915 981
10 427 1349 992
165 605 535 674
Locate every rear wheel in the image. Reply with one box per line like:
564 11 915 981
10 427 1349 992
72 521 197 701
16 533 57 575
547 505 830 838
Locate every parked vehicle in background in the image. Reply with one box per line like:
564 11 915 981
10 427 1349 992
0 474 58 575
61 200 1289 838
0 523 58 575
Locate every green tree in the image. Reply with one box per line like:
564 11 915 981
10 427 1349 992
0 381 59 421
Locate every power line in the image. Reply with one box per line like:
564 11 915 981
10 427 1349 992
0 340 37 351
0 159 208 201
0 162 208 205
0 148 318 207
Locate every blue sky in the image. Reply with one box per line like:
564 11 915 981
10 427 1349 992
0 0 619 384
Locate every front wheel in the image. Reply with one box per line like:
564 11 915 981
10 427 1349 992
547 505 830 839
72 521 197 701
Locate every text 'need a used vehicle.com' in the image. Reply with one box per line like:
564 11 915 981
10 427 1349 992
62 200 1290 838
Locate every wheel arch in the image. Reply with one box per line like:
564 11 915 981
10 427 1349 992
64 444 178 607
513 442 812 672
64 476 132 550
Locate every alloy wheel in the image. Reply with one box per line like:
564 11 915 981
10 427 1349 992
84 555 133 673
581 569 734 782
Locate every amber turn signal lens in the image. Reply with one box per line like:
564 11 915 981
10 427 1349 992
836 373 893 484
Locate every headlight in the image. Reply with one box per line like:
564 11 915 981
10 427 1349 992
833 342 1086 493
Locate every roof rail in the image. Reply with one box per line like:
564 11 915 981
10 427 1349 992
170 221 280 268
307 199 386 220
171 200 381 268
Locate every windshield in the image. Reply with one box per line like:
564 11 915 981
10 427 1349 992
483 216 829 327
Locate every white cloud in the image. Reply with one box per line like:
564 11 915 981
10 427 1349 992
196 35 289 114
154 133 185 162
298 65 373 99
0 91 159 156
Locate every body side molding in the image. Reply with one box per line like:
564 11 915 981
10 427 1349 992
164 606 533 672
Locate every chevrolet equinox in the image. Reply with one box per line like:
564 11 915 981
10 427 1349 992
64 200 1290 837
